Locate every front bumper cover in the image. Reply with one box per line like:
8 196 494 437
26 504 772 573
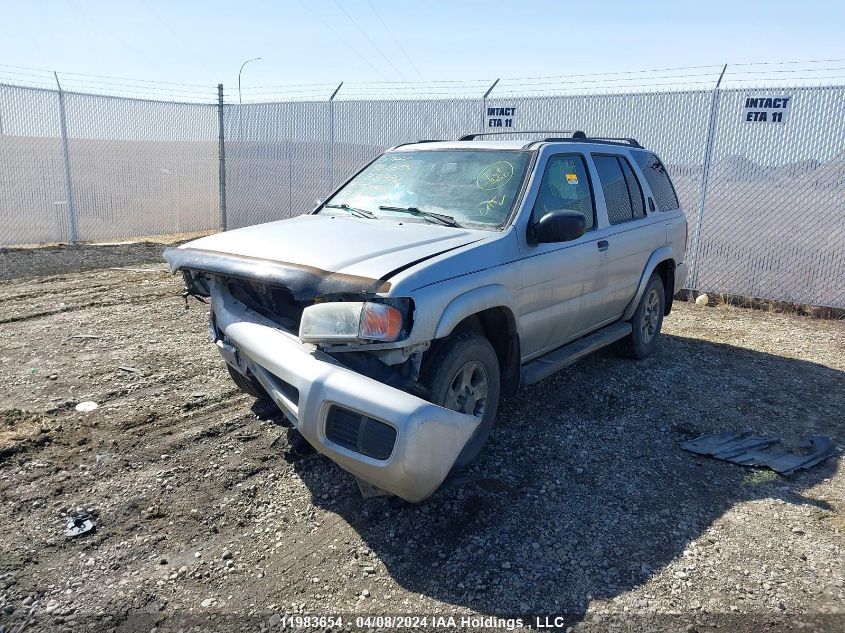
209 280 479 502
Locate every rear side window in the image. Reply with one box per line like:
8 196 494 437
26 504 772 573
633 152 680 211
620 158 645 218
592 154 645 225
532 154 595 230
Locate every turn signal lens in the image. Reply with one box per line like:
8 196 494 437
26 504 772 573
360 303 403 341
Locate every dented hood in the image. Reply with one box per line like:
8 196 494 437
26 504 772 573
164 214 488 297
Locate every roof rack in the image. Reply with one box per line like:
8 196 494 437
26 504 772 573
391 139 444 149
582 136 642 148
458 130 642 149
529 136 643 149
458 130 585 141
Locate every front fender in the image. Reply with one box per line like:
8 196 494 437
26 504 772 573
621 246 675 321
434 284 518 339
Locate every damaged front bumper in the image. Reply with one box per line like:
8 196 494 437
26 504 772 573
208 280 479 502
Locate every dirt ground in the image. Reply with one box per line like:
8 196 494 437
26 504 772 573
0 244 842 633
0 237 204 281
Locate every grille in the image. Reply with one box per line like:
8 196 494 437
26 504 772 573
226 278 306 331
325 406 397 461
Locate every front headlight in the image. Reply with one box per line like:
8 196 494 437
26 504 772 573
299 301 403 343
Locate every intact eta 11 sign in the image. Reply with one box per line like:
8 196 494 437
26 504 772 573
743 96 791 123
487 106 516 128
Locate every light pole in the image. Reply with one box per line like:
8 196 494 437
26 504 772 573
238 57 261 104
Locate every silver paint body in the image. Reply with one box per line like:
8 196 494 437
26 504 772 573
166 140 688 501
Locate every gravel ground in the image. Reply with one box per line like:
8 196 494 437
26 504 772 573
0 235 204 282
0 244 842 633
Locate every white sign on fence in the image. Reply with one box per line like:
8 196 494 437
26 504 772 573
742 95 791 123
486 106 516 128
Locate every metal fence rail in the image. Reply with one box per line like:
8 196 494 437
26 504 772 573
1 81 842 307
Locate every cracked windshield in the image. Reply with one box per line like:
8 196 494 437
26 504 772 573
322 150 532 228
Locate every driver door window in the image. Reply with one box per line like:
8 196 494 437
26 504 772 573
532 154 595 230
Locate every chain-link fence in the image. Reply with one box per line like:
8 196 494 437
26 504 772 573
693 85 845 307
0 83 219 245
1 81 843 307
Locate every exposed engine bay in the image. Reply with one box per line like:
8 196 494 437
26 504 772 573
182 267 429 399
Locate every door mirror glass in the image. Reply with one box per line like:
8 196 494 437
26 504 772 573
533 209 587 244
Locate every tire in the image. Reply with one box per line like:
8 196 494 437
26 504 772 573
618 273 665 359
226 364 267 399
421 331 500 471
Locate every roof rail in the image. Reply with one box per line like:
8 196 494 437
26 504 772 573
458 130 585 141
588 136 642 148
458 130 642 149
526 136 643 149
391 139 444 149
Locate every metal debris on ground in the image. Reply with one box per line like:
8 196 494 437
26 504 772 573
443 471 515 493
682 432 836 475
64 513 96 538
355 477 391 499
74 401 99 412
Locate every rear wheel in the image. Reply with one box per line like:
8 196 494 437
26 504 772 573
421 332 500 471
618 273 665 359
226 364 267 399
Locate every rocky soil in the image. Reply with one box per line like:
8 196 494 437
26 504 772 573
0 243 842 632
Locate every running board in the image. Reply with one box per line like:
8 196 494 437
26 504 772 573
521 322 632 386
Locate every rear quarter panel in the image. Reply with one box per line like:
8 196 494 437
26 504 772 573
663 208 688 262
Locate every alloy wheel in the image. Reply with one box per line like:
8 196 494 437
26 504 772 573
445 361 489 418
640 288 661 344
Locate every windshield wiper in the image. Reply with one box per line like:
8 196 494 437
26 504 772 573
323 203 377 219
378 205 462 227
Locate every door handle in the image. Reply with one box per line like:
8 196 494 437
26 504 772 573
597 240 609 252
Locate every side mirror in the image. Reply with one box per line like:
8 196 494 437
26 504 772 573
532 209 587 244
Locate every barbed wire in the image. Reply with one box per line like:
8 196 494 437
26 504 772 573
0 71 217 97
2 59 844 104
729 57 845 66
0 62 214 88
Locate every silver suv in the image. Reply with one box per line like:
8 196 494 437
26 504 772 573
165 131 688 502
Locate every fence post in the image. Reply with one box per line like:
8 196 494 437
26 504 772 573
54 72 78 243
689 64 727 289
481 78 499 132
328 82 343 190
217 84 227 231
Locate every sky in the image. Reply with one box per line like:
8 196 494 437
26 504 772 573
0 0 843 100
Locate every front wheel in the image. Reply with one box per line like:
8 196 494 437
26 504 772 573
421 332 500 471
618 273 665 359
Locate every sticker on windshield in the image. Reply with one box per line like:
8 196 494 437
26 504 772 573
565 173 579 185
477 194 506 215
476 161 514 190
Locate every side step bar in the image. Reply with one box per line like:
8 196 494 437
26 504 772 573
521 321 632 386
